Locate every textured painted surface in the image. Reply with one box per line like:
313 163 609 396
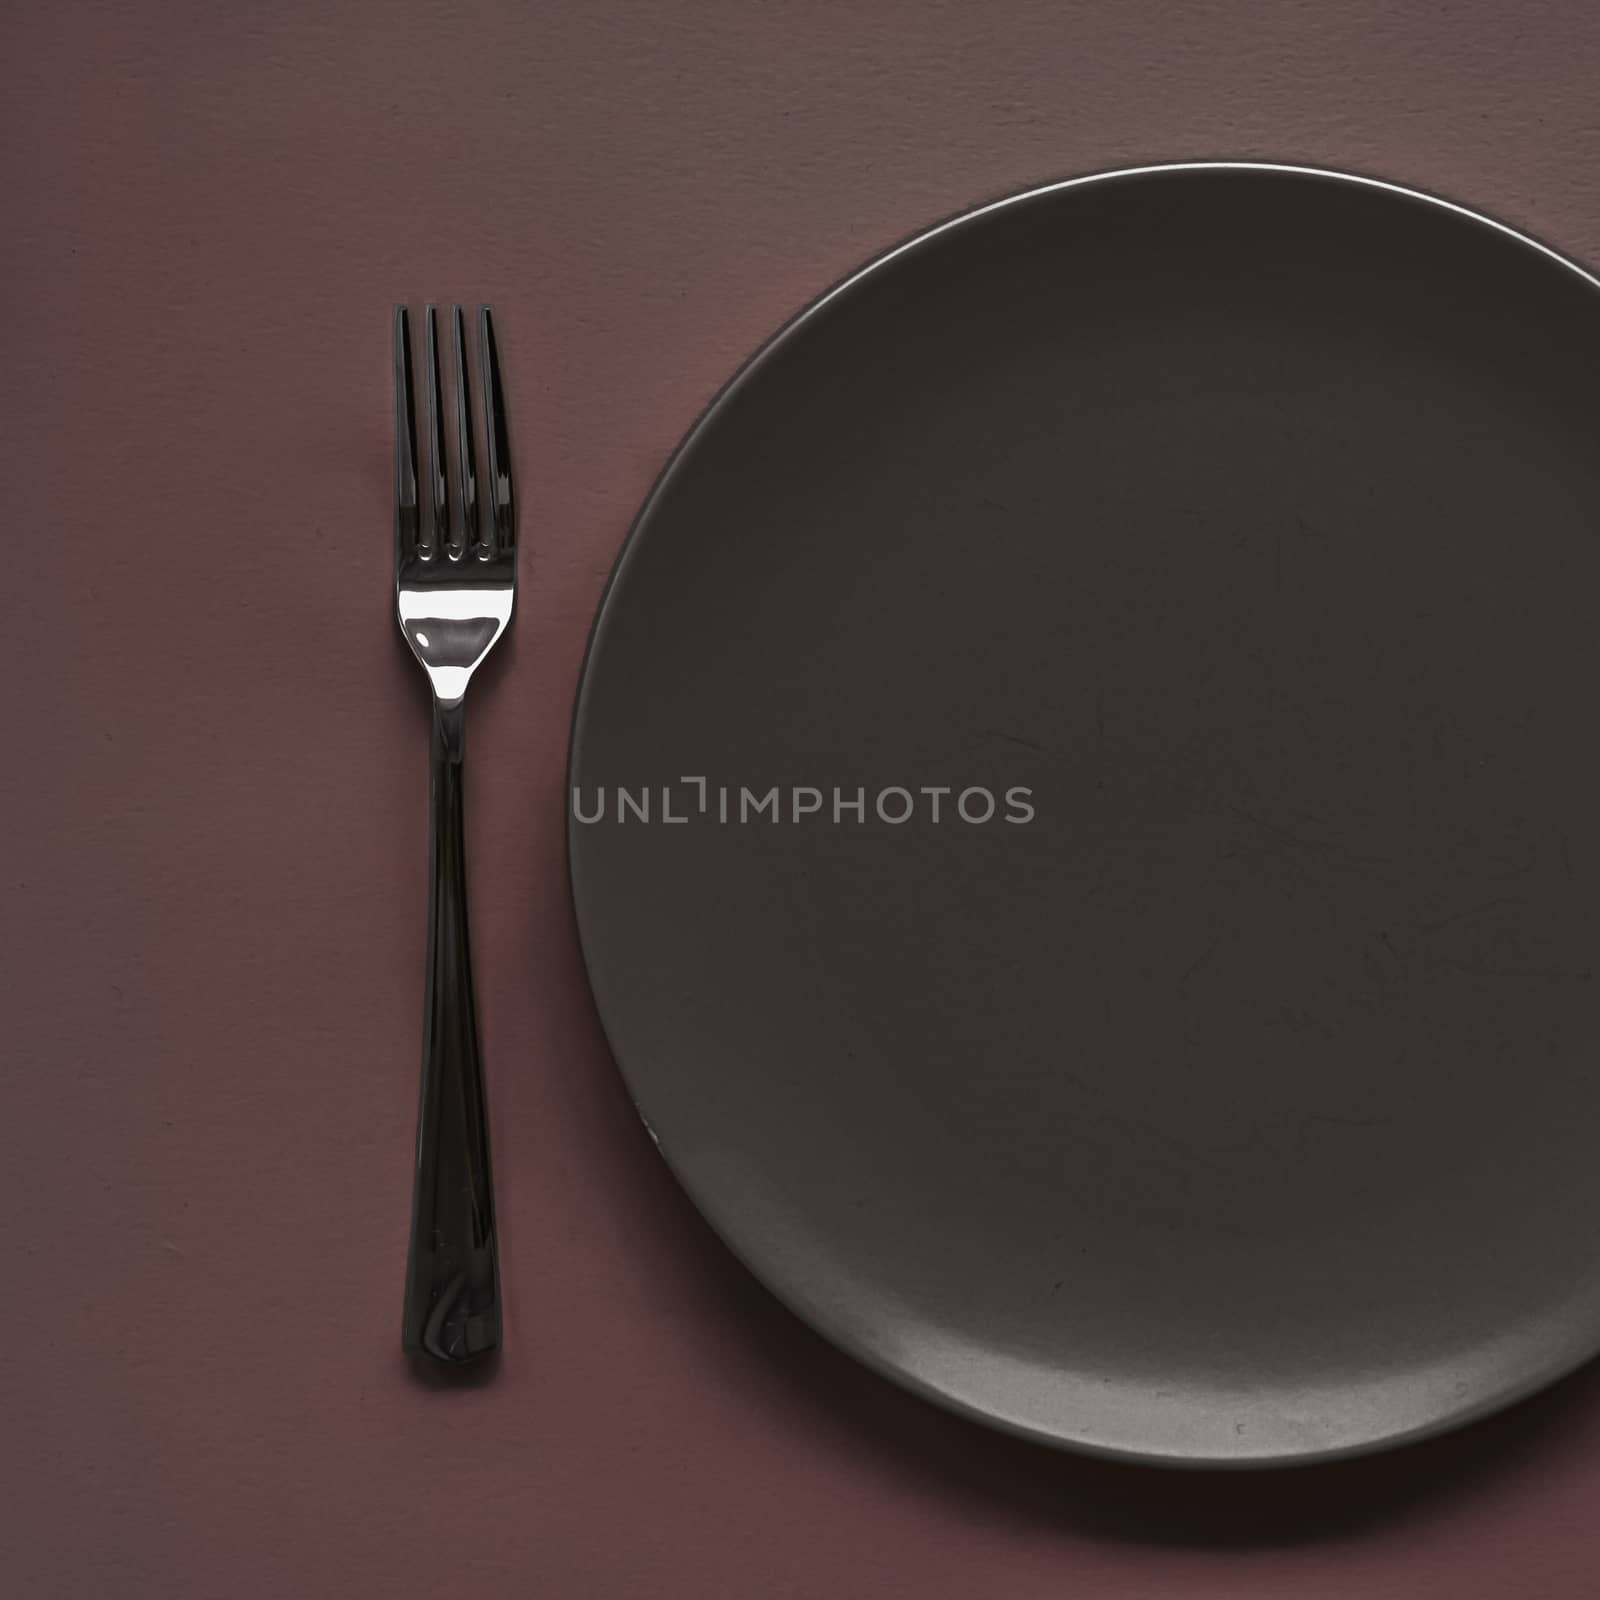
6 1 1600 1594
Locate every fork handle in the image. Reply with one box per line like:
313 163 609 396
402 697 502 1363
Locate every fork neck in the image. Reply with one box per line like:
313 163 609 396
432 696 466 764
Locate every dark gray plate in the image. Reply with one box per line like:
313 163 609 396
568 164 1600 1465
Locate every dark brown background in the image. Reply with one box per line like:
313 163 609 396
7 1 1600 1594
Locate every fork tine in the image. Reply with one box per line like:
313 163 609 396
393 306 420 561
424 306 450 557
452 306 481 554
479 307 515 550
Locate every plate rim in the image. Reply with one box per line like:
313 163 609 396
564 160 1600 1467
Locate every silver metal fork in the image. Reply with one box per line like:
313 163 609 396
393 304 515 1363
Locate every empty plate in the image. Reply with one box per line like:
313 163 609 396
568 164 1600 1464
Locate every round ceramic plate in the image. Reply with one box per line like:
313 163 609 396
568 164 1600 1465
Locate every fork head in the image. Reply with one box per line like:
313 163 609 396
393 304 516 705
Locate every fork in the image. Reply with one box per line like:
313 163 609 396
393 304 515 1363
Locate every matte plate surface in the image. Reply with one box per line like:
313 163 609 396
568 165 1600 1464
